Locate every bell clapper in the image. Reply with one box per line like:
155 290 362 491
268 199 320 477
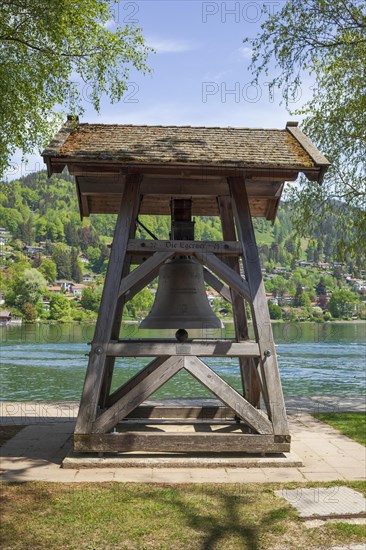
175 329 189 342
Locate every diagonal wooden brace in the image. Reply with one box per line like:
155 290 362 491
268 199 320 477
183 356 273 434
194 252 251 303
118 250 175 299
92 356 184 433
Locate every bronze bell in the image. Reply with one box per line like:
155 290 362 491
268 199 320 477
140 258 222 329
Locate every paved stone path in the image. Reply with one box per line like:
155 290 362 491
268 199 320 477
1 400 365 483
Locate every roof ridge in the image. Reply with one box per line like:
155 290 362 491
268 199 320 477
76 122 285 131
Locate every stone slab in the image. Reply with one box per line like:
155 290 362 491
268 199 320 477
62 451 303 469
275 486 366 519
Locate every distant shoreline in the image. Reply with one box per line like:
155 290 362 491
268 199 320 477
1 319 365 327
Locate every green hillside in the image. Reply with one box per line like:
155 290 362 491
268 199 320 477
0 170 365 322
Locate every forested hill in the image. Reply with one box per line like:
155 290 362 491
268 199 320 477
0 169 359 270
1 170 365 322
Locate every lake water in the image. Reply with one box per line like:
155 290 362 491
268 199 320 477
1 322 365 401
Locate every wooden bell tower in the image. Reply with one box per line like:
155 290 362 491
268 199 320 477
43 119 329 454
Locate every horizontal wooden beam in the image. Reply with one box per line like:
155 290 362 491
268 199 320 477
127 239 242 256
124 404 236 420
77 177 285 197
57 159 302 180
106 340 260 357
74 433 291 453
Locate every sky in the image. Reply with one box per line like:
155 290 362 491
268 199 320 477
7 0 315 180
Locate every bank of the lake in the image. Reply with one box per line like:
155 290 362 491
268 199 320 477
0 322 365 402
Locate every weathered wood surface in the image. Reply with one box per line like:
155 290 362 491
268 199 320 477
218 195 261 407
123 404 236 420
194 252 251 303
93 356 184 433
99 196 140 408
118 250 174 298
62 161 299 180
183 357 272 434
107 357 169 407
203 267 232 303
74 433 291 453
106 341 260 357
229 176 289 436
127 239 242 256
85 195 270 218
75 174 142 434
77 175 285 197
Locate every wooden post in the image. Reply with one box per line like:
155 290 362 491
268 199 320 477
99 195 140 409
218 196 261 407
228 176 289 435
75 174 142 434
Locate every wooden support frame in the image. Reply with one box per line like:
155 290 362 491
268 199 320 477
93 356 184 433
75 173 142 434
74 433 290 454
99 191 140 408
127 239 242 256
218 196 261 407
106 340 260 357
118 250 175 298
183 357 272 434
229 176 289 435
194 252 251 302
202 267 232 303
74 171 290 454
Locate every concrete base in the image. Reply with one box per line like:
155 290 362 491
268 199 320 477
62 451 303 469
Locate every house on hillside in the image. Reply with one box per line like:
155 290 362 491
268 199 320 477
79 253 88 263
47 285 62 294
23 245 44 257
71 284 87 296
82 273 93 283
266 293 279 305
57 280 74 292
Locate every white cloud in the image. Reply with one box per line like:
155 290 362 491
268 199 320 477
238 46 253 60
202 71 229 83
103 19 116 30
146 37 196 53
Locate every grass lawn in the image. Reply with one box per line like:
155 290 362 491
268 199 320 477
1 481 365 550
313 412 366 446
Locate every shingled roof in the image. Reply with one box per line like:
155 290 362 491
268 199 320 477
43 118 329 173
42 119 330 221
